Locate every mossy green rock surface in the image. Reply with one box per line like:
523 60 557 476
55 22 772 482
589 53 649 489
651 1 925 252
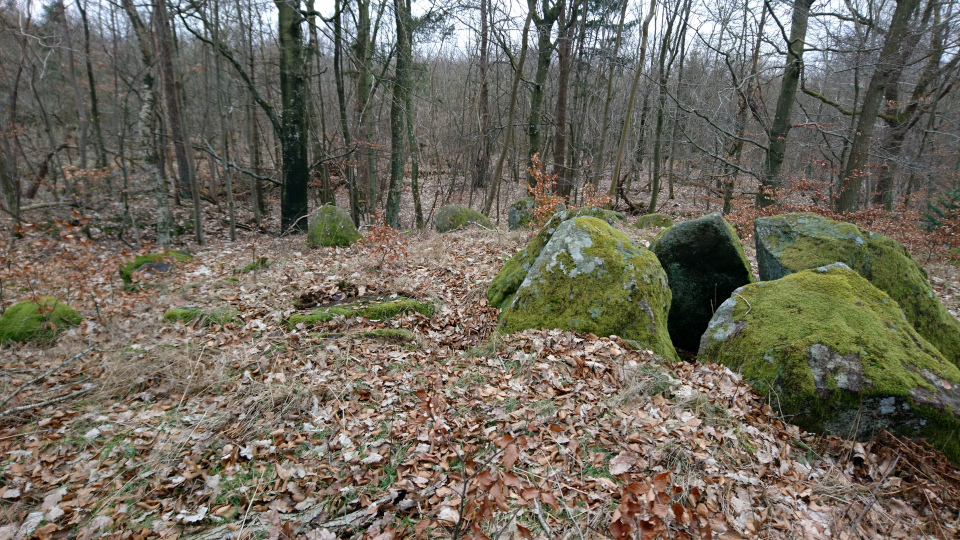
163 307 239 326
500 217 678 360
287 298 434 328
755 212 960 367
434 205 492 233
507 198 535 230
307 205 362 248
651 212 754 351
486 207 625 310
634 213 674 229
699 264 960 463
120 251 192 288
0 297 82 342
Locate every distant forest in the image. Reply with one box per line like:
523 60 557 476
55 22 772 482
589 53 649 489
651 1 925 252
1 0 958 240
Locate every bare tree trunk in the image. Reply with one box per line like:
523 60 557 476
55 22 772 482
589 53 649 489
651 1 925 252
334 0 361 225
213 0 236 240
59 0 89 171
472 0 492 190
526 0 563 186
552 0 578 198
155 0 203 244
610 0 656 203
386 0 411 227
76 0 108 169
836 0 922 212
591 0 629 186
483 11 533 215
121 0 172 245
276 0 310 233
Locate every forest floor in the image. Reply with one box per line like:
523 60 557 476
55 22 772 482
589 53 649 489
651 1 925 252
1 182 960 540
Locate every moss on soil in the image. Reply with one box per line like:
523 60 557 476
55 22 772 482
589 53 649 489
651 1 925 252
120 251 192 288
500 217 678 360
486 207 624 311
234 257 270 274
755 212 960 367
0 297 82 343
700 265 960 462
287 298 435 328
163 307 240 326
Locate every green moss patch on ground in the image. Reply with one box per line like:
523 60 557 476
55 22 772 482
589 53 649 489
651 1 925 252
700 264 960 462
500 217 678 360
120 251 192 288
0 297 82 343
234 257 270 274
163 307 240 327
755 212 960 367
287 298 435 328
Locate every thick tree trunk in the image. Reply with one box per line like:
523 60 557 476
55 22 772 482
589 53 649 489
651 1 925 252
334 0 360 225
121 0 172 245
59 0 89 171
213 0 236 240
472 0 492 190
835 0 923 212
758 0 813 208
277 0 310 233
552 0 577 197
386 0 410 227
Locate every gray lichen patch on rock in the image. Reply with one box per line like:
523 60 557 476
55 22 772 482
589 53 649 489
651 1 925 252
699 264 960 463
500 217 678 360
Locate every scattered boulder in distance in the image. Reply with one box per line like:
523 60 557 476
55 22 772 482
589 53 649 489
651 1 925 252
634 213 674 229
0 297 82 343
754 212 960 367
307 205 362 248
699 263 960 463
651 212 754 351
499 216 678 361
433 205 492 233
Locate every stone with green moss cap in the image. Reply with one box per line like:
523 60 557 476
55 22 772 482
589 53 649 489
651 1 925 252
507 197 567 230
486 206 624 310
0 297 82 343
755 212 960 367
651 212 754 351
120 250 192 288
307 205 362 248
634 213 674 229
434 205 492 233
699 263 960 463
500 217 678 360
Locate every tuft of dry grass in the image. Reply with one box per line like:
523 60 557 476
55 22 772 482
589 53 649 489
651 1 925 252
98 344 233 400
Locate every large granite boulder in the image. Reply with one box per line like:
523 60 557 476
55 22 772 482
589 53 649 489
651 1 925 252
0 297 82 343
434 205 492 233
499 217 677 360
755 212 960 366
486 207 624 310
307 205 362 248
508 197 566 230
700 263 960 463
651 213 754 351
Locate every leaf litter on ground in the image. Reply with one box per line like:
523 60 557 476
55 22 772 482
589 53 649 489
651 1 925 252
0 219 959 539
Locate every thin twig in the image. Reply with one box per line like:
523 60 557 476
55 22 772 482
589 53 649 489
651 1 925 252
849 454 900 534
0 385 98 419
734 293 752 315
0 345 96 412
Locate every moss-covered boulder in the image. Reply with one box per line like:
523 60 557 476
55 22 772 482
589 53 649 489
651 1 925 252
699 263 960 462
434 205 492 233
507 197 567 230
651 212 754 351
307 205 362 248
287 298 434 329
486 206 625 310
0 297 82 343
634 213 674 229
755 212 960 366
120 251 192 288
163 307 240 326
499 217 678 360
